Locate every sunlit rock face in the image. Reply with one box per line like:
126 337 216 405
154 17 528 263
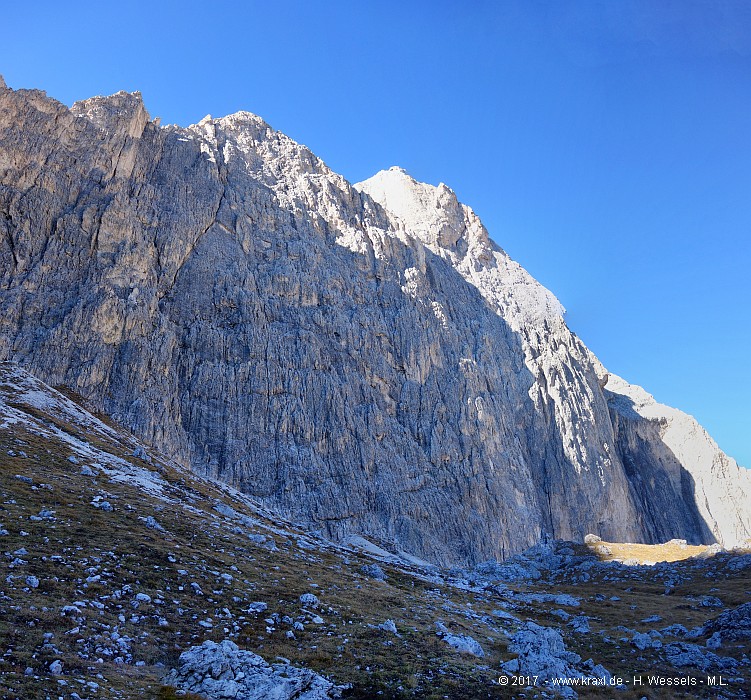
1 80 749 565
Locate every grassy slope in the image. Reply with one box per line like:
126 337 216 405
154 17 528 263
0 364 748 699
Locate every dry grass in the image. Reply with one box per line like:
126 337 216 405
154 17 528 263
1 378 749 699
587 539 709 563
0 389 509 699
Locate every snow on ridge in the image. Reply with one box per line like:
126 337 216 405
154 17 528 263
1 363 121 443
0 362 169 500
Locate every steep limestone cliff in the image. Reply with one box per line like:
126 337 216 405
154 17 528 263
1 80 748 564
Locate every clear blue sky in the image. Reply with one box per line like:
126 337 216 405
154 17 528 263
3 1 749 467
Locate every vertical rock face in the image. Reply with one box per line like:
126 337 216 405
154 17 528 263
0 80 748 565
604 374 751 547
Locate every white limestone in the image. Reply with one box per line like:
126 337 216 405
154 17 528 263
0 80 749 567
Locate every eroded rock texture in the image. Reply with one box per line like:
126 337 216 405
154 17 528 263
1 80 749 565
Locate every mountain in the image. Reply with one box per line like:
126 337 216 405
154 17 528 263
1 361 750 699
0 79 749 566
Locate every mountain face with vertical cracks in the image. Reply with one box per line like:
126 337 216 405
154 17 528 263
0 79 749 566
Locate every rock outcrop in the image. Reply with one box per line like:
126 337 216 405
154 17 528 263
1 78 749 565
163 640 345 699
501 622 612 698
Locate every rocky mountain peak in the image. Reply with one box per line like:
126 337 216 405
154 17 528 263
71 90 150 138
1 81 749 566
356 166 565 330
356 166 468 249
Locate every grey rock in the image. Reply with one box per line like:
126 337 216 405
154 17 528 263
299 593 320 608
142 515 165 531
568 615 590 634
133 445 151 462
501 622 610 698
695 542 725 558
662 642 737 672
435 622 484 657
631 632 658 650
1 83 749 566
30 508 55 521
378 619 398 635
91 500 113 512
164 639 345 699
699 602 751 644
247 601 268 614
726 554 751 571
512 591 580 608
360 563 387 580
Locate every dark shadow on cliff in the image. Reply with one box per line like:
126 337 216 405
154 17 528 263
606 391 716 545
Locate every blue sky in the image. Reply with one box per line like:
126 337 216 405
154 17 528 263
3 1 749 467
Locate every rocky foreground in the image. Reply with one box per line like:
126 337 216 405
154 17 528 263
1 364 749 699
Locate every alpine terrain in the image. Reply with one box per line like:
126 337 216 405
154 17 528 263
0 77 749 568
1 78 751 700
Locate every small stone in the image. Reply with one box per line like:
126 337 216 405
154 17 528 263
360 563 387 580
133 445 151 462
299 592 320 607
378 619 398 635
568 615 590 634
700 596 723 608
641 615 662 623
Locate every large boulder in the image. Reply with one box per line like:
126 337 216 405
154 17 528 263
501 622 611 698
163 640 345 699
